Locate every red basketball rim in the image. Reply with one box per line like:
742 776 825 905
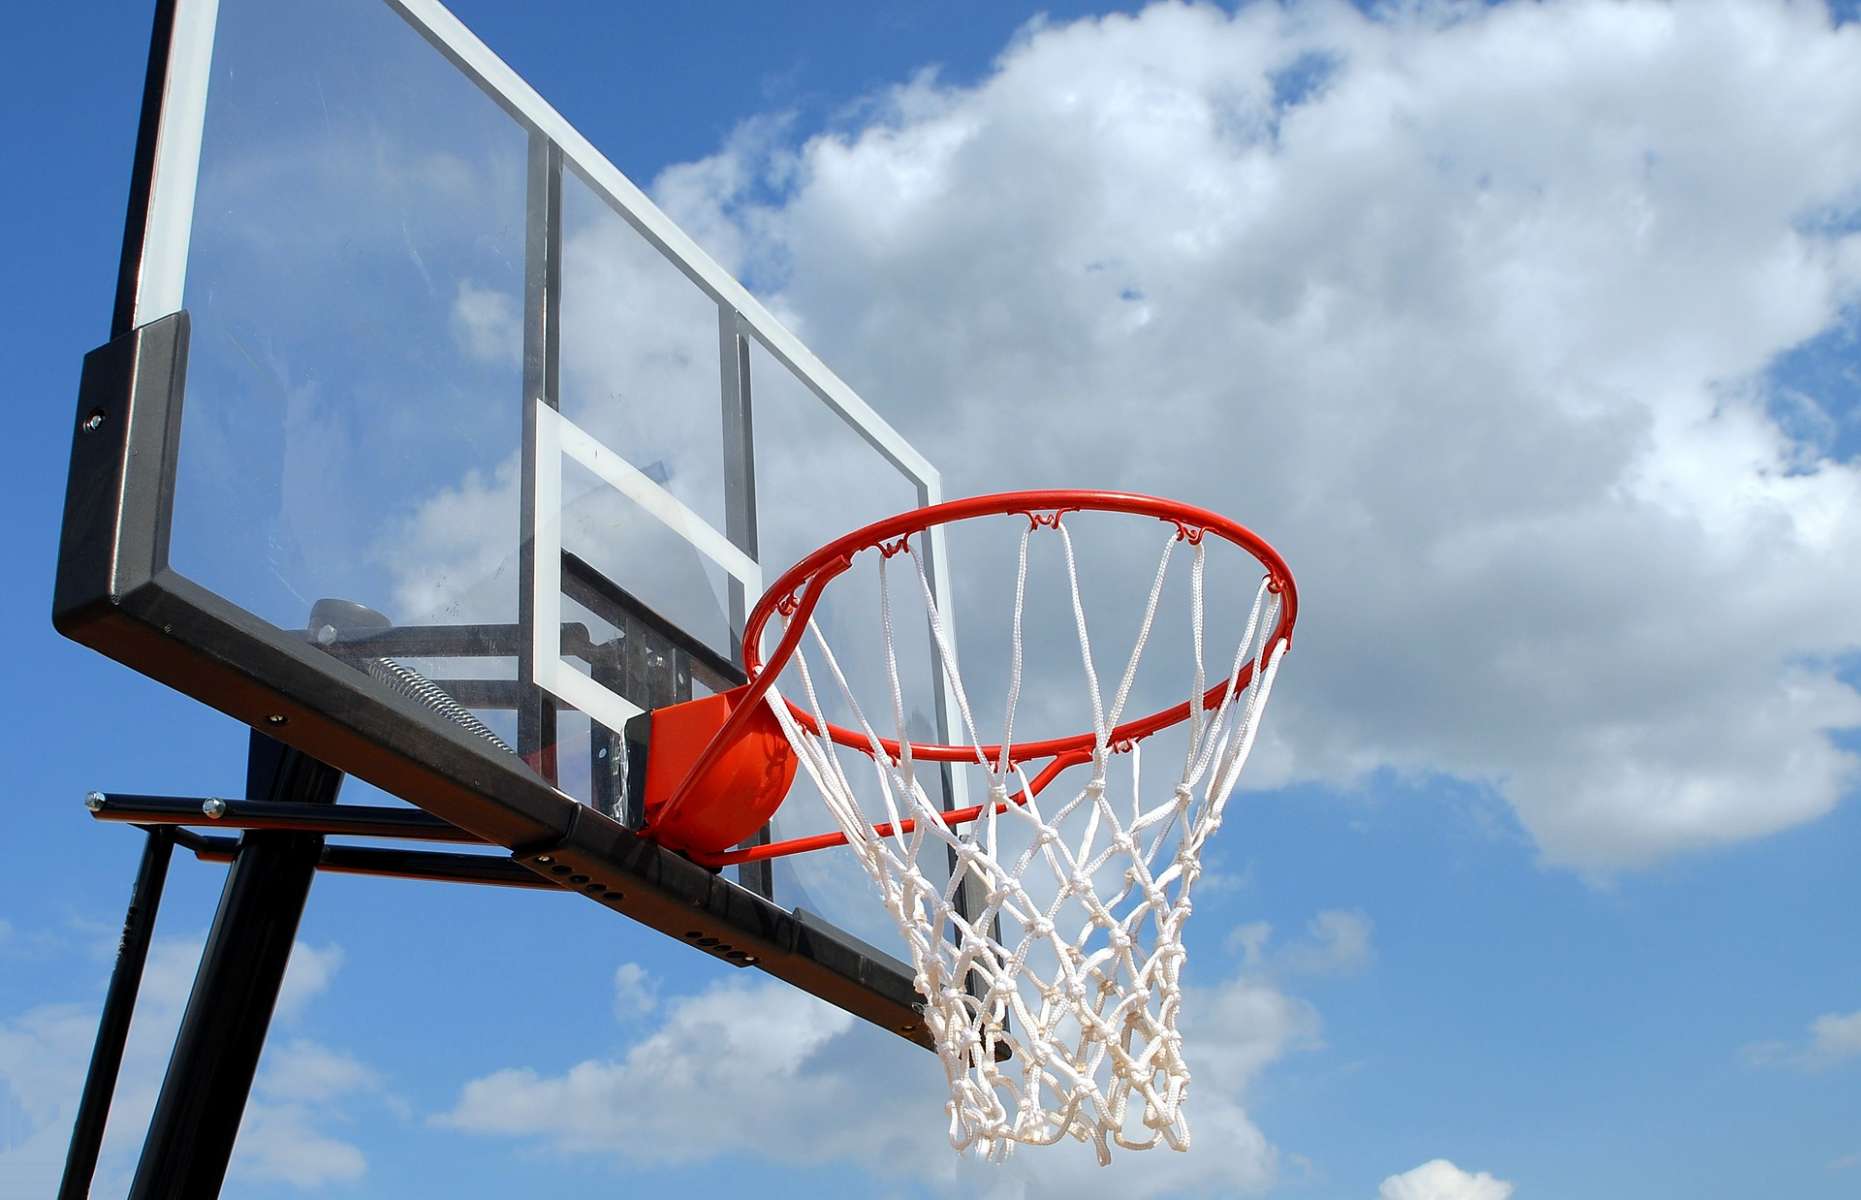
742 489 1297 765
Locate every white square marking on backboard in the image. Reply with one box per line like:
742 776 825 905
530 400 762 733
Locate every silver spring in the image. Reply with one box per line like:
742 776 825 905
364 657 513 754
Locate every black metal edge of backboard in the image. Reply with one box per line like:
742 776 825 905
110 0 180 338
522 805 935 1054
52 315 574 849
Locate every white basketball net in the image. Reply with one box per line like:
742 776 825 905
762 521 1287 1163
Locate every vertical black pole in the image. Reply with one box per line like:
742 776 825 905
58 826 174 1200
126 733 343 1200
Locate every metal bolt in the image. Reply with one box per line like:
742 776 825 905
81 410 105 432
265 714 286 725
537 854 553 865
202 797 228 819
84 791 106 812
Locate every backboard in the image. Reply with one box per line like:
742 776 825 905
57 0 963 1048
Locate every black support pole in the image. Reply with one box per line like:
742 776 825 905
58 826 174 1200
126 733 343 1200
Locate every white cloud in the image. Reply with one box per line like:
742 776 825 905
1225 909 1374 977
1809 1010 1861 1063
612 962 659 1020
437 962 1315 1194
234 1038 383 1186
1226 918 1273 963
1745 1007 1861 1070
276 942 346 1022
0 932 379 1194
1280 909 1375 976
648 0 1861 871
1379 1158 1516 1200
232 1104 369 1187
256 1038 381 1103
451 281 521 365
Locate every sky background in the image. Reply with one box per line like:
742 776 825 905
5 2 1861 1198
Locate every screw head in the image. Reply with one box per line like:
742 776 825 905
81 410 105 432
264 714 286 726
202 797 228 819
536 854 553 865
84 791 106 812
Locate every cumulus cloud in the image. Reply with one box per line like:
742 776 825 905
1225 909 1374 978
1283 910 1374 975
1744 1007 1861 1069
1379 1158 1516 1200
611 962 659 1020
236 1039 382 1187
0 931 382 1194
436 961 1316 1194
451 281 521 365
642 0 1861 870
275 942 346 1022
257 1038 383 1103
230 1104 368 1187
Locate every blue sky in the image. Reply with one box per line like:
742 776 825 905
5 2 1861 1198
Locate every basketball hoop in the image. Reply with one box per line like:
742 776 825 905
639 490 1297 1163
